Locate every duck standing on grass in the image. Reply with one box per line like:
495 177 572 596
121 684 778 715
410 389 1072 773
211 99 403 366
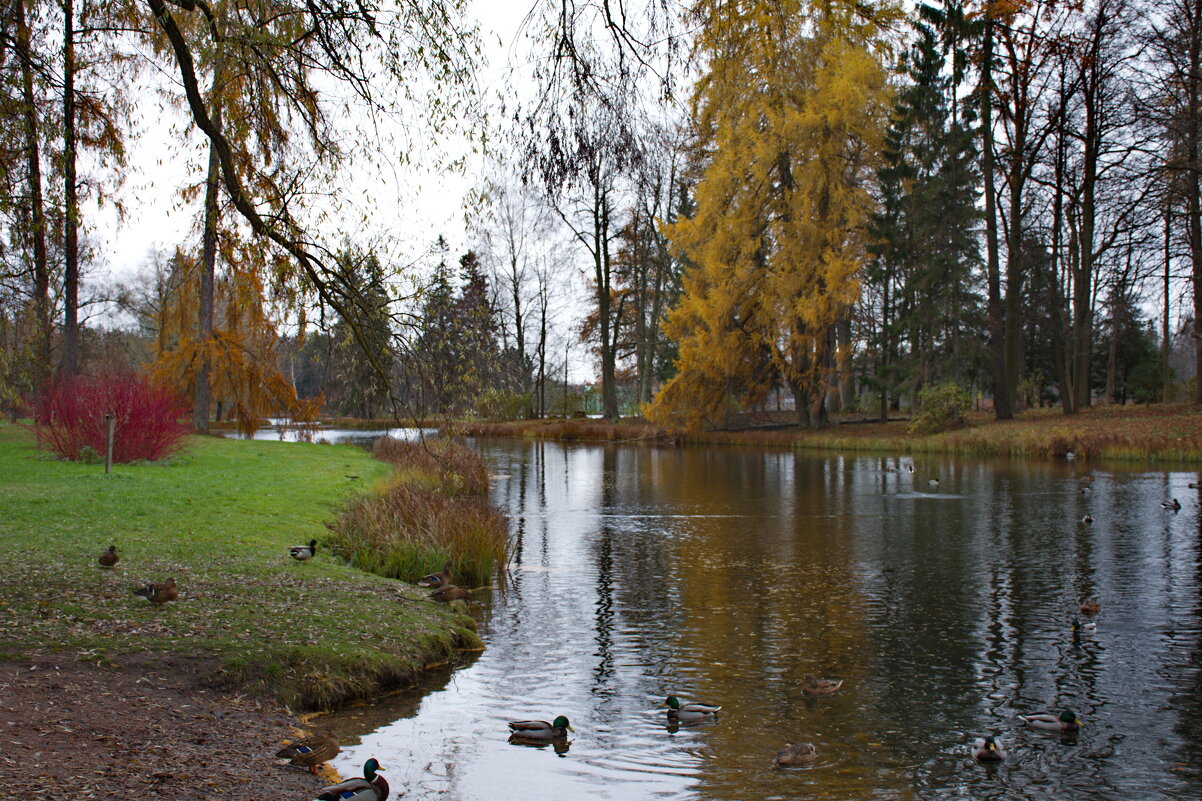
98 545 119 568
133 577 178 604
773 742 817 766
665 695 721 722
508 715 574 741
314 758 387 801
290 539 318 561
275 729 340 774
971 736 1007 761
1020 709 1082 732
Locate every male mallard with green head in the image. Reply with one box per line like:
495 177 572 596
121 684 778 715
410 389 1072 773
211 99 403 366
664 695 721 722
801 675 843 696
1020 709 1082 732
314 758 387 801
971 735 1007 761
290 539 318 561
276 729 340 774
508 715 574 740
98 545 119 568
773 742 817 766
133 577 178 604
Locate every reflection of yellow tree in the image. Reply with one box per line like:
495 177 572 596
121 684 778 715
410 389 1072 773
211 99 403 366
648 0 896 429
152 245 303 436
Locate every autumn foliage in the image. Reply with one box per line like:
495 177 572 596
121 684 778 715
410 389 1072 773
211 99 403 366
35 375 190 462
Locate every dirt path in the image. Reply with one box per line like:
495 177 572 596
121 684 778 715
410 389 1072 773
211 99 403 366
0 653 330 800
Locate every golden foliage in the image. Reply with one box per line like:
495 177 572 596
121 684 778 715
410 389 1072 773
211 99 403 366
648 0 896 429
151 247 300 436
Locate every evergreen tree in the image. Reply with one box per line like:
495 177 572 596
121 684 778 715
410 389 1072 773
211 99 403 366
867 8 984 420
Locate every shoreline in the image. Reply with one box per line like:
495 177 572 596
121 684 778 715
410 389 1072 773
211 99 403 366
439 403 1202 463
0 424 487 796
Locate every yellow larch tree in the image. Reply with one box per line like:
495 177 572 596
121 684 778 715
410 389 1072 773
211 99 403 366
647 0 898 429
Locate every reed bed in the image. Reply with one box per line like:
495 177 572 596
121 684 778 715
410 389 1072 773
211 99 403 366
330 437 510 586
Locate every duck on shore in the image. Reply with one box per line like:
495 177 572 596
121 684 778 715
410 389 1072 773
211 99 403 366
314 758 387 801
276 730 340 774
133 577 178 604
290 539 318 561
98 545 119 568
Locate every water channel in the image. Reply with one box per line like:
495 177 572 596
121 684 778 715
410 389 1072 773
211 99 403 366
322 439 1202 800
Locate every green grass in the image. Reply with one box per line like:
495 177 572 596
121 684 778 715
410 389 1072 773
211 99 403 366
0 424 482 710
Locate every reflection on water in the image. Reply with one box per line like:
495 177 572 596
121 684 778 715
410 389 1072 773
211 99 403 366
244 425 434 444
323 442 1202 800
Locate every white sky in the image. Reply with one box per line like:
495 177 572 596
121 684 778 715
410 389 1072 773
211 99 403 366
97 1 533 280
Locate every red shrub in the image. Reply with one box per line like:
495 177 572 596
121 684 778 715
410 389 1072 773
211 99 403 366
35 375 191 462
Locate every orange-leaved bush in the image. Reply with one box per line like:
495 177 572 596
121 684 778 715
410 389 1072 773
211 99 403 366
35 375 191 462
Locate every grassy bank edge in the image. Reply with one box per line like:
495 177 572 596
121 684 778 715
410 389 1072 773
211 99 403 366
0 423 484 712
439 404 1202 463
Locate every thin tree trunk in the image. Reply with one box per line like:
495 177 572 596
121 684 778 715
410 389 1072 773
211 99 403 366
982 14 1013 419
60 0 80 376
1189 0 1202 403
195 113 221 433
594 184 619 420
15 0 50 372
1164 202 1173 401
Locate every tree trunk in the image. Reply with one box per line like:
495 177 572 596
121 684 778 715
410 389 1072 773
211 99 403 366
1189 0 1202 404
60 0 80 376
15 0 50 372
594 185 619 419
1164 202 1173 401
195 120 221 433
982 14 1013 419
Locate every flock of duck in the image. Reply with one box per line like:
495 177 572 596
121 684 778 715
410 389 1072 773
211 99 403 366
98 463 1180 800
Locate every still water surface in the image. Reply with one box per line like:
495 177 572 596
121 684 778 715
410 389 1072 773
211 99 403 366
324 441 1202 800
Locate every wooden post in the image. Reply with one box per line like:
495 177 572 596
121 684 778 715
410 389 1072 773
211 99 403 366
104 411 114 475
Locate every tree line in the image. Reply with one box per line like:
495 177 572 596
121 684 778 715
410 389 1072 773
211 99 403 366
0 0 1199 429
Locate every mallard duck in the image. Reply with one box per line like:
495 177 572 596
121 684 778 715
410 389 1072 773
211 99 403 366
773 741 817 766
1190 482 1199 489
1071 617 1097 633
430 584 470 602
508 715 574 740
927 477 940 487
801 675 843 696
1080 598 1100 615
314 758 387 801
276 730 340 774
1020 710 1082 732
905 462 915 474
1163 498 1182 511
98 545 119 568
971 735 1007 761
418 561 452 588
665 695 721 722
1080 486 1092 495
133 577 178 604
290 539 318 561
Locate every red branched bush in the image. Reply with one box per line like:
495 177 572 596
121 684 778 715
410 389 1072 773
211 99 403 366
35 375 191 462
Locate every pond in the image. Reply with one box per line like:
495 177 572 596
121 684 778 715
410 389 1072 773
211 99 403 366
322 440 1202 801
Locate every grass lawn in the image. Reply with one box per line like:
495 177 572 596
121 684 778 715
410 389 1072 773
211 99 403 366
0 423 481 710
